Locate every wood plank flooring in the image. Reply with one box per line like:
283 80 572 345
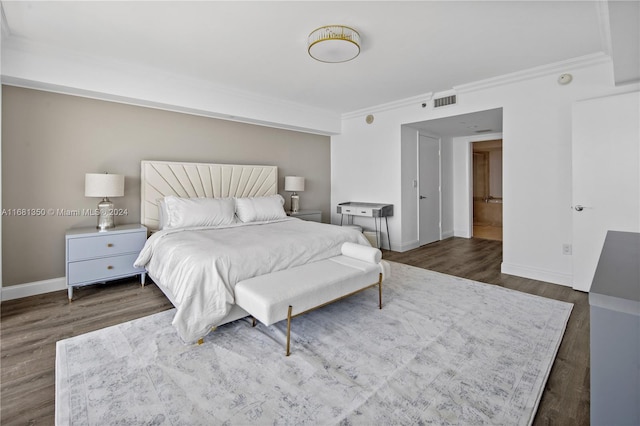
1 237 589 425
472 225 503 241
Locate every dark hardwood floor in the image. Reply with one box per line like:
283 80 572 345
1 237 589 425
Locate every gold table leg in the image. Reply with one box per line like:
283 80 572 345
286 305 293 356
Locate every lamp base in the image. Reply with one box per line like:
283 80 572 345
291 194 300 213
96 198 115 231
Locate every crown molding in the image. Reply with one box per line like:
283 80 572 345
1 36 341 135
596 0 613 57
342 52 612 120
342 93 433 120
455 52 611 94
0 3 10 38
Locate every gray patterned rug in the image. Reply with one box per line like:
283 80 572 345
56 262 572 425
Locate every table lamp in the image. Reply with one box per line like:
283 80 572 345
284 176 305 213
85 173 125 231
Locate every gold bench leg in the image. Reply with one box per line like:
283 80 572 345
286 305 293 356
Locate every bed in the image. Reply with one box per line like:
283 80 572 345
134 160 370 343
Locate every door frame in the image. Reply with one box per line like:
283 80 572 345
417 133 442 245
461 133 504 238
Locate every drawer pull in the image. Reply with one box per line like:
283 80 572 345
107 243 114 247
107 265 114 270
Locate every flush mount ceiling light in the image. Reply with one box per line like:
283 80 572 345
308 25 360 63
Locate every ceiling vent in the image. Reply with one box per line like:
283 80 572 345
433 95 457 108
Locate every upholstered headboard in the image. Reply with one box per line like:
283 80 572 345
140 160 278 230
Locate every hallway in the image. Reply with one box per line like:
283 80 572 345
473 224 502 241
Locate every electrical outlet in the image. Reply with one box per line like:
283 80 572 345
562 244 572 255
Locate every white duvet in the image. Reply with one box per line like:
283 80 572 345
134 218 370 343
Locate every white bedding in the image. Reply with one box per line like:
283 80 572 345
134 218 370 343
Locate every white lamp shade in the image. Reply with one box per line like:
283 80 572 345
284 176 305 192
85 173 125 197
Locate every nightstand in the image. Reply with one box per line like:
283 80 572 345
287 210 322 222
65 224 147 301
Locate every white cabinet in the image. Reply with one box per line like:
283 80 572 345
65 224 147 300
589 231 640 425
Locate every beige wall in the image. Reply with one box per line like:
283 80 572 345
1 86 330 286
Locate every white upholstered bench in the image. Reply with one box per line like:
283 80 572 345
235 242 388 356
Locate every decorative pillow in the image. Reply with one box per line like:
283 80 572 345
157 198 168 230
235 195 287 223
162 196 236 229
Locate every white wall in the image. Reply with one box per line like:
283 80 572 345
440 135 454 239
331 113 402 250
332 56 637 286
0 28 3 300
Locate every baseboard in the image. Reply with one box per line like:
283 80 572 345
453 229 471 238
442 230 454 239
501 262 572 287
393 239 420 252
1 277 66 301
392 235 455 253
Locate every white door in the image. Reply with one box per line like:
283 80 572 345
571 91 640 291
418 134 441 245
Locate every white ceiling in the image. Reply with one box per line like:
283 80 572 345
408 107 503 138
1 0 608 117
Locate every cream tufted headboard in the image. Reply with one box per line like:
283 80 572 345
140 160 278 231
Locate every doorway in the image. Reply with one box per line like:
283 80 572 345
402 107 503 249
472 140 503 241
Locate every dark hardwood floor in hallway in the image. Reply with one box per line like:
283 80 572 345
1 237 589 425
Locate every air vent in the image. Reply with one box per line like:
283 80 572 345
475 129 493 134
433 95 456 108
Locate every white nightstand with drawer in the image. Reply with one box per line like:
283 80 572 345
65 224 147 301
287 210 322 222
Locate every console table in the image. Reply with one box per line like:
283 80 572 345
337 202 393 250
589 230 639 425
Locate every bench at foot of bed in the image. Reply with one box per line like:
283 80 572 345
235 242 387 356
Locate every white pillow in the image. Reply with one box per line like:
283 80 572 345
162 196 236 229
157 198 168 230
235 195 287 223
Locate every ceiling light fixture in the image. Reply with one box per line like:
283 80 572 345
308 25 360 63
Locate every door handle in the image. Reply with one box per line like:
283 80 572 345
574 205 589 211
419 195 427 199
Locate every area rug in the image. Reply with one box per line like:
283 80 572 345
56 262 572 425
